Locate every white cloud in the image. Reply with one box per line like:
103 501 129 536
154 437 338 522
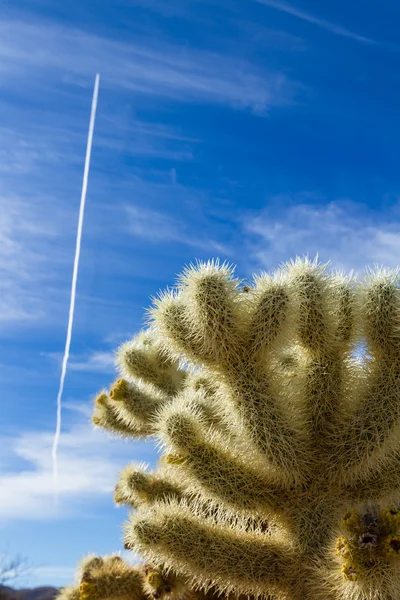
0 105 198 180
0 125 80 176
0 7 303 332
232 20 306 51
0 17 301 112
0 195 70 323
103 331 133 346
62 402 94 418
44 350 117 374
125 204 230 254
126 205 188 243
69 352 117 373
243 196 400 276
255 0 377 44
29 566 75 587
95 119 197 162
0 7 287 330
0 423 154 521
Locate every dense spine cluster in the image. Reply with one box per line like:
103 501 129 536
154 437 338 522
58 257 400 600
56 554 199 600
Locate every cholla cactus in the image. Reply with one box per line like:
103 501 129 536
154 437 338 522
56 553 222 600
92 329 188 438
91 257 400 600
56 555 145 600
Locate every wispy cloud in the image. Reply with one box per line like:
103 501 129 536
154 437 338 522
0 124 81 176
255 0 377 44
0 196 72 323
0 423 154 521
232 20 306 51
0 110 204 327
95 118 198 162
44 351 117 374
0 8 300 330
103 331 133 347
243 195 400 275
62 401 94 418
69 352 116 373
125 204 230 254
0 17 301 113
123 0 307 52
30 566 76 586
0 3 306 332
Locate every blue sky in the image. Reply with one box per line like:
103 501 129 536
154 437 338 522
2 0 400 588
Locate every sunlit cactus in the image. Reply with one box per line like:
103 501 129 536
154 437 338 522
55 554 220 600
75 256 400 600
114 461 184 509
117 329 188 395
56 586 81 600
92 329 189 438
55 555 145 600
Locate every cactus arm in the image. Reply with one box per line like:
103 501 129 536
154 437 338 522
328 268 400 482
240 275 290 365
80 558 145 600
174 261 243 366
92 393 148 438
342 447 400 504
280 261 358 455
126 501 294 599
156 399 293 513
174 385 233 437
57 555 147 600
57 554 199 600
92 375 169 439
115 463 184 508
81 564 144 600
109 378 167 434
149 293 218 366
117 329 187 395
150 261 313 483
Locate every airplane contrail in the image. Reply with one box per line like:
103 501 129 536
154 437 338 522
52 74 100 504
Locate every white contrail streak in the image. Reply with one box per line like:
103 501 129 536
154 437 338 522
52 74 100 504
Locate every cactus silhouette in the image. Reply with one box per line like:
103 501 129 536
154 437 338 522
63 256 400 600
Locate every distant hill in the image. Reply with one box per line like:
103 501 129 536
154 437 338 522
0 585 59 600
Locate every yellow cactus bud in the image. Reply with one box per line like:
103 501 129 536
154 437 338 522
79 581 97 600
342 563 358 582
335 537 350 559
147 571 164 588
95 393 108 407
110 378 130 401
382 535 400 558
381 506 400 533
342 510 361 534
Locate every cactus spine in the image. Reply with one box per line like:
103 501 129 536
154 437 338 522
59 257 400 600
